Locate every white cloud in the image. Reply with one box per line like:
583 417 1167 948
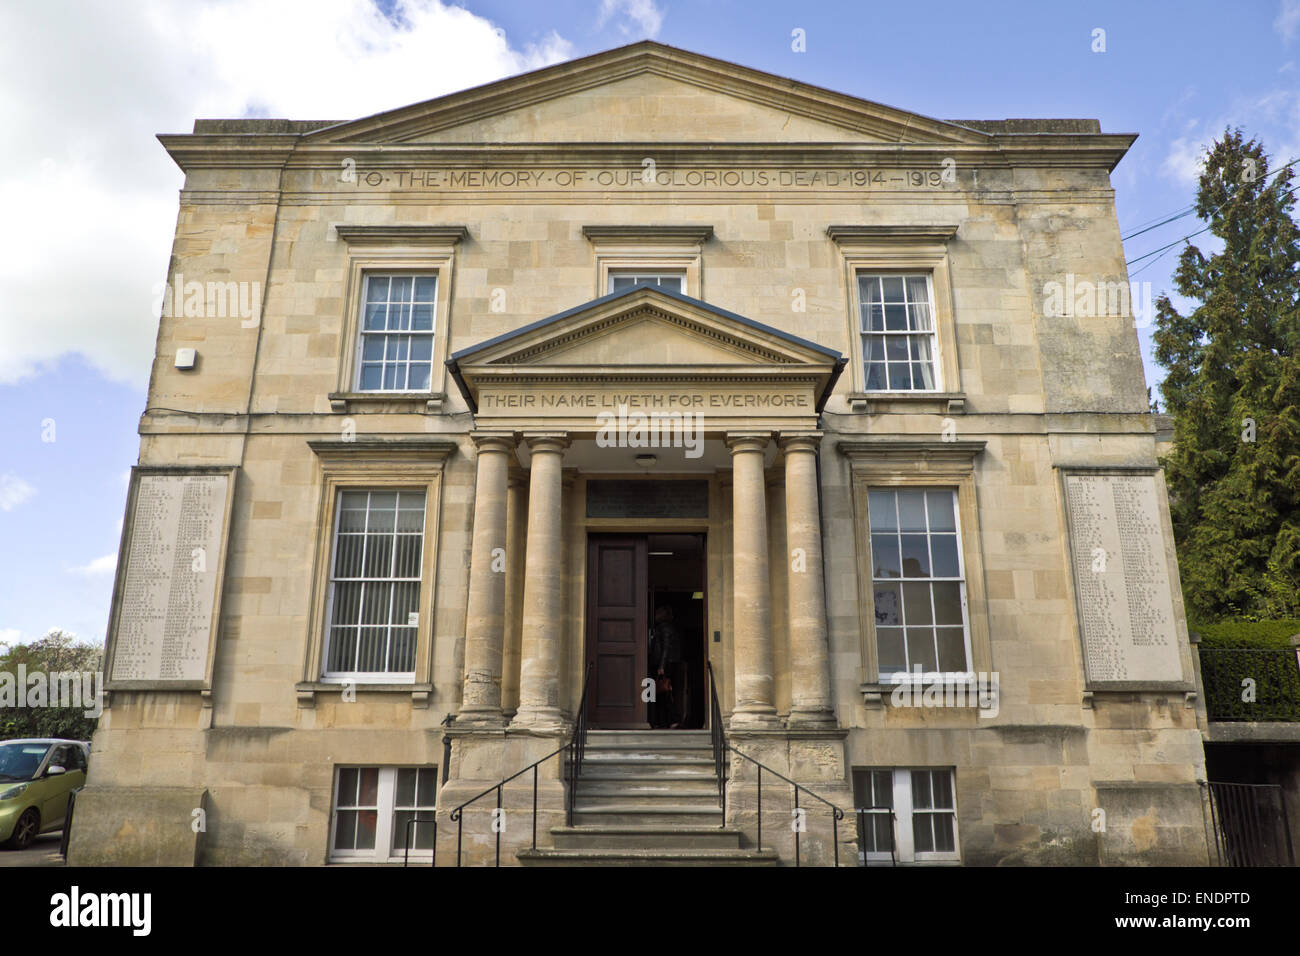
70 552 118 576
1277 0 1300 42
1161 136 1209 186
598 0 664 38
0 0 573 387
0 474 36 511
0 628 22 647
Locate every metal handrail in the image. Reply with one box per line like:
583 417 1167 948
446 662 594 866
401 815 438 867
853 807 898 866
706 659 848 866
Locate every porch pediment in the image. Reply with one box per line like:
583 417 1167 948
447 286 845 431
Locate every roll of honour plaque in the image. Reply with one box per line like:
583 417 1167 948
1063 472 1184 685
107 467 236 687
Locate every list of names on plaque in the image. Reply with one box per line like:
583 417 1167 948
112 473 228 682
1065 474 1182 683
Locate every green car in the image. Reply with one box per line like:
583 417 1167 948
0 739 89 850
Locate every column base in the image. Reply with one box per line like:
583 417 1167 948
509 707 567 733
729 709 782 730
786 707 838 729
454 709 507 728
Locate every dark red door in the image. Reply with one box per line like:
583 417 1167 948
586 536 649 729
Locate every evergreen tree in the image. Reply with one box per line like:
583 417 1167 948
1153 130 1300 620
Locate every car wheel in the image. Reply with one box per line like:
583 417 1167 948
4 809 40 850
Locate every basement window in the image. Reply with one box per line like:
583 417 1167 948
330 766 438 863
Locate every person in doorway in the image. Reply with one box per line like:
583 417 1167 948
650 605 686 729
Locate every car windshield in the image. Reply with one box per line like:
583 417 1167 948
0 743 51 782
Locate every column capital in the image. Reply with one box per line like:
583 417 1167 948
725 432 771 455
521 432 571 455
779 431 823 454
470 431 516 454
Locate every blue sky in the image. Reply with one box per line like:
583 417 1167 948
1 0 1297 647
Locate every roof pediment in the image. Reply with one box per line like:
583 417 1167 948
302 41 989 147
447 286 846 420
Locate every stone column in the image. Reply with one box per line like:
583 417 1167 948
781 433 836 728
511 434 570 732
727 433 779 728
458 432 514 726
501 470 528 715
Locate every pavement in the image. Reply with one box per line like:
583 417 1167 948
0 832 65 867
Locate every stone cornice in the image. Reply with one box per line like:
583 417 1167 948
827 224 960 243
582 224 714 245
837 438 987 464
333 224 469 245
307 438 458 464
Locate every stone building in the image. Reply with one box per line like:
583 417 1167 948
69 42 1211 866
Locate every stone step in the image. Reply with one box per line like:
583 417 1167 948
549 825 743 850
577 750 715 764
571 805 723 827
577 769 721 784
572 786 722 809
517 847 779 867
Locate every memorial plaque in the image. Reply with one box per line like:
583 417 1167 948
586 480 709 518
110 471 232 684
1063 473 1183 684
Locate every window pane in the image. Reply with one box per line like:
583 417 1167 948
885 335 908 362
870 534 901 578
900 535 930 577
932 814 956 852
408 364 431 391
865 361 887 390
863 336 886 362
366 277 389 302
338 768 358 804
936 627 967 671
887 363 912 389
877 628 906 673
390 276 412 302
902 582 932 625
328 628 356 672
868 490 897 530
334 810 359 850
906 628 937 671
932 582 964 625
417 768 437 806
358 768 379 805
410 335 432 362
360 365 383 390
930 534 961 577
911 770 933 808
881 277 905 300
413 276 436 300
931 771 954 809
897 491 927 531
912 362 936 390
354 810 378 850
364 303 386 330
926 491 956 531
873 584 901 625
884 304 907 331
396 767 417 807
912 815 934 853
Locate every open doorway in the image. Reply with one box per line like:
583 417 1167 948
585 532 707 730
647 534 706 730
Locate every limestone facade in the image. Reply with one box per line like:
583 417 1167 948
68 42 1210 867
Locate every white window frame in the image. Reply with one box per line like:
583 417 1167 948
329 766 438 863
857 272 942 392
855 768 960 865
866 487 973 682
354 273 438 393
607 270 686 294
322 488 426 684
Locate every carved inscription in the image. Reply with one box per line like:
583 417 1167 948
1064 474 1182 683
111 473 228 682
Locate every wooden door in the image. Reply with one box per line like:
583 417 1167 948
586 536 649 728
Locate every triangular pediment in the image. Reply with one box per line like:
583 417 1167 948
304 42 988 146
447 286 846 416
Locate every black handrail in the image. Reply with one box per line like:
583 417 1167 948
401 815 438 867
706 661 728 816
446 662 594 866
853 807 898 866
706 659 848 866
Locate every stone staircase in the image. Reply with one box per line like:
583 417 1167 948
516 730 779 866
